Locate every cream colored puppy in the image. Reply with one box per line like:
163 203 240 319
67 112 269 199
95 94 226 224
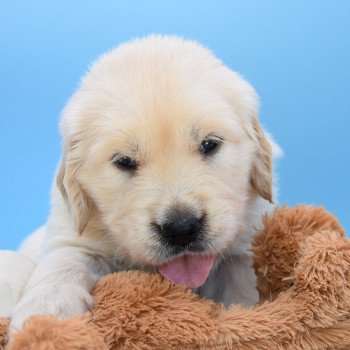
11 35 279 329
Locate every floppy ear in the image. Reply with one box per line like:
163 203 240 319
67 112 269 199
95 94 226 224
249 117 273 203
56 137 93 234
223 73 273 203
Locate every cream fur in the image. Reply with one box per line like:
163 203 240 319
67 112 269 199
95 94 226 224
8 35 280 330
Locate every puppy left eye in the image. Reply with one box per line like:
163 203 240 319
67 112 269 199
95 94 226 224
200 138 222 155
112 155 137 172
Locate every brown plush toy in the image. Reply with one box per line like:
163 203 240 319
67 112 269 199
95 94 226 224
1 205 350 349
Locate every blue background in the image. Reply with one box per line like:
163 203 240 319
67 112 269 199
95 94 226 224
1 1 349 250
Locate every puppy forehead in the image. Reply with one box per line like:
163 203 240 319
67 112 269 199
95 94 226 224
72 45 253 157
64 36 259 152
91 105 245 158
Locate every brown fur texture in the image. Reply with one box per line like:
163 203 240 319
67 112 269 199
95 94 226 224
2 205 349 349
0 319 8 349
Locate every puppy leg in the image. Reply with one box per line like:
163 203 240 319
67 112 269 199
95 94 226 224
0 251 35 318
10 248 112 332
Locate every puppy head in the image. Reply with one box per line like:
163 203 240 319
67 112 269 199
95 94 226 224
57 36 273 286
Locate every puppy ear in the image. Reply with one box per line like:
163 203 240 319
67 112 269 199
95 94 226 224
249 118 273 203
56 137 93 234
223 72 273 202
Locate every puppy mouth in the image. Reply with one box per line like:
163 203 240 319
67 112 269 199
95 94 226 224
158 253 215 288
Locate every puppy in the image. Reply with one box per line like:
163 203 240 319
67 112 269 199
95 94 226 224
10 35 279 330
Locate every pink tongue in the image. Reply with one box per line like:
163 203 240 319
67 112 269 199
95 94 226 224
158 255 214 288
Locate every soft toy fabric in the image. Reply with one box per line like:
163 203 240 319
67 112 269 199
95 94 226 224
1 205 349 349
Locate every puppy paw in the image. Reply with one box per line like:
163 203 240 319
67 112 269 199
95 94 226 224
10 283 94 332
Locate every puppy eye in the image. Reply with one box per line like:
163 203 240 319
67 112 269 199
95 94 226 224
112 156 137 171
200 138 222 155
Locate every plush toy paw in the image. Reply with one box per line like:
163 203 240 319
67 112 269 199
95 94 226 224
8 316 106 350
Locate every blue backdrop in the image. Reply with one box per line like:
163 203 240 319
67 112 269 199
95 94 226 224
1 1 349 250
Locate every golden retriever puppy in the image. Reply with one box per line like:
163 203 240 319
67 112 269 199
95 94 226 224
11 35 279 329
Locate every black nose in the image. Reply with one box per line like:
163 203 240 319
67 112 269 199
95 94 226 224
156 212 203 247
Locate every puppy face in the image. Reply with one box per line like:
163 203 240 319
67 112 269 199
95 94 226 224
57 36 272 285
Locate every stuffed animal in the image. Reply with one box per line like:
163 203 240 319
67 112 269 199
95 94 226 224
1 205 349 349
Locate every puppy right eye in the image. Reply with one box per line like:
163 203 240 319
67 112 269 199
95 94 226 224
200 138 222 155
112 156 137 172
